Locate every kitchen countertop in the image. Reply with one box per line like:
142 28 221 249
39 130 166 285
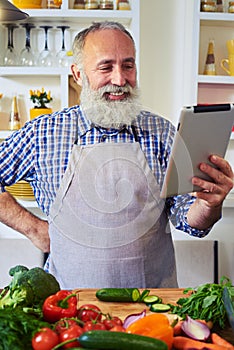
75 288 234 344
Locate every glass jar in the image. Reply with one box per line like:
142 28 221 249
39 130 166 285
47 0 62 9
85 0 99 9
73 0 85 8
228 1 234 12
99 0 113 9
201 0 217 12
117 0 131 10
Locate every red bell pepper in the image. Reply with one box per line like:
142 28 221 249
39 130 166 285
42 290 78 323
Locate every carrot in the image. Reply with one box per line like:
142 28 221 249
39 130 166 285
173 320 183 336
173 336 230 350
211 333 234 350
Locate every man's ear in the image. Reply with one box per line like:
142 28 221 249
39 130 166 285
71 64 82 86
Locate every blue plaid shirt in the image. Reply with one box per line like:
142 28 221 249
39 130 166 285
0 105 210 238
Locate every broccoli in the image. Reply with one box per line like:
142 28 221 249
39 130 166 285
0 265 60 309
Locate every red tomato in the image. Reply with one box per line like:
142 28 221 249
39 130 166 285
103 316 123 330
110 325 126 332
32 327 59 350
59 324 83 348
77 304 102 322
55 318 78 334
83 320 107 332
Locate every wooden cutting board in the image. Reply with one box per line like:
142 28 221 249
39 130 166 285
75 288 183 321
75 288 234 344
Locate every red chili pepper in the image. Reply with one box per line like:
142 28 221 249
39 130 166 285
42 290 78 323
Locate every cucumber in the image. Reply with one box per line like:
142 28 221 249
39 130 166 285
96 288 140 302
150 303 171 313
79 330 168 350
143 295 159 305
138 289 150 302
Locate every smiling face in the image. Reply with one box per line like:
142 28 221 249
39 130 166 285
71 27 141 128
74 29 137 94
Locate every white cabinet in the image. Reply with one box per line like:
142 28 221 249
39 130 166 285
190 0 234 108
185 1 234 135
0 0 140 128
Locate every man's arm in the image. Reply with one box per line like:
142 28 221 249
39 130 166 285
187 155 233 229
0 192 50 252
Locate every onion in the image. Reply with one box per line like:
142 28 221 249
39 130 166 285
181 316 210 341
123 309 146 329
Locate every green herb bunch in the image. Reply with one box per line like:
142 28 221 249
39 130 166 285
170 276 234 328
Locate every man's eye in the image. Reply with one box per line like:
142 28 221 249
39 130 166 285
99 65 112 71
123 64 134 70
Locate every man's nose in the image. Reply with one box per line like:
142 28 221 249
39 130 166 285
110 66 126 86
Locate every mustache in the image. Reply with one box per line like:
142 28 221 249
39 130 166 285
97 84 133 99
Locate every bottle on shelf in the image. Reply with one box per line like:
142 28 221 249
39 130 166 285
203 39 216 75
9 95 21 131
216 0 224 11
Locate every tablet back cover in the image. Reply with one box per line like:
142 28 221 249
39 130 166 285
160 104 234 198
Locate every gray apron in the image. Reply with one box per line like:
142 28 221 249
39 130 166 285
48 141 178 289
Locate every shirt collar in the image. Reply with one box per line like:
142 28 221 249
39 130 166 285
77 106 143 138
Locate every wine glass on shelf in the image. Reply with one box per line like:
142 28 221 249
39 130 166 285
3 24 18 66
19 23 36 66
56 25 70 67
38 25 55 67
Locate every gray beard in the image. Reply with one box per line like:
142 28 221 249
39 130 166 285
80 75 142 129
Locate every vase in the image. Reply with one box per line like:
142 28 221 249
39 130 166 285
30 108 52 120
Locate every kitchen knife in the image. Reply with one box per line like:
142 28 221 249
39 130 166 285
222 287 234 332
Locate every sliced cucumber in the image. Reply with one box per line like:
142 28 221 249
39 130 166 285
96 288 140 302
143 295 159 305
150 303 171 313
138 289 150 302
79 330 168 350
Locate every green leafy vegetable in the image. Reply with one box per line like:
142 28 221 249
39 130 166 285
0 307 50 349
169 276 234 328
0 265 60 309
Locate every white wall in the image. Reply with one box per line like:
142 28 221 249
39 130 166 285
139 0 234 284
139 0 189 125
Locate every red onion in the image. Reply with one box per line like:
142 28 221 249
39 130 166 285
123 309 146 329
181 316 210 341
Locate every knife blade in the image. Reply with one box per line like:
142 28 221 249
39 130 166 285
222 287 234 332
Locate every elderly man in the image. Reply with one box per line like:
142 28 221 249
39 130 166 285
0 22 233 289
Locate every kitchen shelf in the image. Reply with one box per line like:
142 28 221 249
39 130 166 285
200 11 234 26
190 1 234 106
198 75 234 84
23 9 133 25
0 67 69 76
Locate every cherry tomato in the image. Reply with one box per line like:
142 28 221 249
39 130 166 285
77 304 102 322
103 316 123 330
110 325 126 332
32 327 59 350
59 324 83 348
55 318 78 334
83 320 107 332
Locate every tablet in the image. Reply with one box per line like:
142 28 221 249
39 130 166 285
160 103 234 198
